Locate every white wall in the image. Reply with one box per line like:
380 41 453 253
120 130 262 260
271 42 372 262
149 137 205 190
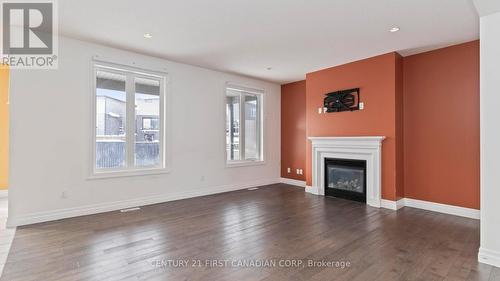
7 37 281 226
478 11 500 268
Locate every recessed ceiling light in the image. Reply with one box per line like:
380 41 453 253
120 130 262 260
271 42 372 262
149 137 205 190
389 27 400 33
143 33 153 39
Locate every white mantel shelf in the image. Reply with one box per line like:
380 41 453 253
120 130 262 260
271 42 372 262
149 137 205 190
309 136 386 145
308 136 386 208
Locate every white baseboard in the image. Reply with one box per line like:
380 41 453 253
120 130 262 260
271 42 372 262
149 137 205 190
303 187 479 218
396 198 405 210
280 177 306 187
381 199 405 210
305 185 319 195
379 198 479 219
7 178 280 227
0 190 7 198
402 198 480 219
478 247 500 268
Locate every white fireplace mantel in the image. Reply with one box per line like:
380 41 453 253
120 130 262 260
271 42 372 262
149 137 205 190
307 136 386 208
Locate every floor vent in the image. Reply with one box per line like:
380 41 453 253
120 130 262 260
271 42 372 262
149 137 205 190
120 207 141 213
247 187 259 191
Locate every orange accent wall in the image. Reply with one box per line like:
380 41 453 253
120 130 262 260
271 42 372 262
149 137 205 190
281 81 306 181
281 41 479 208
0 66 9 190
305 53 403 201
395 54 404 199
403 41 480 209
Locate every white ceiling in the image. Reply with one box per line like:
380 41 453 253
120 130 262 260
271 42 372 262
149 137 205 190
59 0 479 84
473 0 500 16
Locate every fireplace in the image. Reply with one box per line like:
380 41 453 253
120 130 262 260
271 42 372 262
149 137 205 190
324 158 366 202
308 136 385 208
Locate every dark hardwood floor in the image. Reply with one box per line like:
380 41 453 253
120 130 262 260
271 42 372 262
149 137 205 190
1 184 498 281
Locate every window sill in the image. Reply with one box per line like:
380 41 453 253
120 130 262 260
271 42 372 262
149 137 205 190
225 160 265 168
88 167 170 180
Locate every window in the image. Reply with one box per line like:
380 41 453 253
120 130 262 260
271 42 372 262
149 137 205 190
225 85 263 165
142 117 159 130
92 61 167 176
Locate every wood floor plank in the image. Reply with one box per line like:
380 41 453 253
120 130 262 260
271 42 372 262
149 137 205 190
0 184 495 281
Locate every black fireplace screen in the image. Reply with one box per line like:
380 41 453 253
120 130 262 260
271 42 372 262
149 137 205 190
325 158 366 202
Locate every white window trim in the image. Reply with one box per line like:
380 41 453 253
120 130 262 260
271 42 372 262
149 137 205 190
224 83 265 167
89 59 169 179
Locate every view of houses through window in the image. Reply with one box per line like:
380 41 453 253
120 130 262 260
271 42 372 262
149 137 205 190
95 67 163 171
226 93 241 161
225 86 262 164
134 77 161 167
96 71 127 169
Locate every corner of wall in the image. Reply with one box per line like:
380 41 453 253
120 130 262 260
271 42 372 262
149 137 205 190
281 80 307 181
395 52 404 199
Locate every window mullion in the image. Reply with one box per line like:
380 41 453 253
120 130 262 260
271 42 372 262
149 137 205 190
159 79 165 167
239 93 245 161
258 95 262 160
125 73 135 168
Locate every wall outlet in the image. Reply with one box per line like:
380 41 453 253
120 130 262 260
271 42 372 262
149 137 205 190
359 102 364 110
296 169 300 174
60 191 68 199
318 107 322 114
287 167 291 173
299 169 303 175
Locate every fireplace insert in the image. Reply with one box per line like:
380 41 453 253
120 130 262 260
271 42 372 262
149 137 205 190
324 158 366 202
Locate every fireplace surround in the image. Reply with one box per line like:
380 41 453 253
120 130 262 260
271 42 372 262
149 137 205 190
307 136 385 208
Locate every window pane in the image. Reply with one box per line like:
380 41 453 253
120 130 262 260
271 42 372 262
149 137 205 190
95 71 127 169
244 94 260 160
226 92 240 161
135 77 160 167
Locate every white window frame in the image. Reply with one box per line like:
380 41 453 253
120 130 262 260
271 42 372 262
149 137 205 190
225 83 264 167
90 60 168 178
